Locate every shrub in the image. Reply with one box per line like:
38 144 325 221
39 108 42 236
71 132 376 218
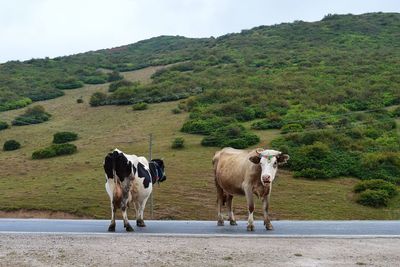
355 152 400 183
83 76 107 84
0 98 32 112
171 107 182 114
294 168 330 179
107 71 123 82
52 143 77 156
89 92 108 107
32 143 77 159
281 123 304 134
12 105 51 126
201 124 260 149
354 179 397 197
356 189 389 207
77 98 84 103
0 121 9 131
55 78 83 89
132 102 148 110
32 147 57 159
171 137 185 149
3 140 21 151
181 117 233 135
53 131 78 144
109 80 135 92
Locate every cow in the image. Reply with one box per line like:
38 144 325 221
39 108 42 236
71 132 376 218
213 147 289 231
103 148 166 232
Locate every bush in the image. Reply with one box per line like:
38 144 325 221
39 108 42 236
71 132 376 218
32 147 57 159
355 152 400 183
83 76 107 84
53 131 78 144
12 105 51 126
181 117 233 135
201 124 260 149
55 78 83 89
89 92 108 106
171 137 185 149
32 143 77 159
391 107 400 117
107 71 123 82
77 98 84 103
0 121 9 131
354 179 397 197
3 140 21 151
356 189 389 207
132 102 148 110
171 108 182 114
281 123 304 134
109 80 134 92
0 98 32 112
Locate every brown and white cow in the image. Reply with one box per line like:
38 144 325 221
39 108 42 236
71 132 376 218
213 147 289 231
103 148 166 232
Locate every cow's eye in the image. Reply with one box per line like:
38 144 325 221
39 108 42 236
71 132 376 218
273 161 278 168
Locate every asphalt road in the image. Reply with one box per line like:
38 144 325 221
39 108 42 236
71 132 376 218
1 219 400 237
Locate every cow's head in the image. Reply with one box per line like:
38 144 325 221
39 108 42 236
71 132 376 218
150 159 167 183
249 148 289 186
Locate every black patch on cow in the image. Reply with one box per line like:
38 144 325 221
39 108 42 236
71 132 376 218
137 162 151 188
104 151 136 182
149 159 166 183
103 153 114 179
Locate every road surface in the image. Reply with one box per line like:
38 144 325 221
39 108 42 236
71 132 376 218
1 219 399 237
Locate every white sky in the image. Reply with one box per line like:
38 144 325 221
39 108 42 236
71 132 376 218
1 0 399 63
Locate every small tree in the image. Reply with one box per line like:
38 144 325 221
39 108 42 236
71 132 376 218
3 140 21 151
171 137 185 149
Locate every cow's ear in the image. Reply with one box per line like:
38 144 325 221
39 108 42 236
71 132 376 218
249 155 261 164
277 154 290 165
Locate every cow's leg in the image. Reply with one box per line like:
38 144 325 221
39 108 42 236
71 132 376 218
105 180 116 232
136 197 149 227
226 194 237 226
263 186 273 230
119 178 134 232
108 202 116 232
215 182 225 226
121 199 134 232
245 189 255 231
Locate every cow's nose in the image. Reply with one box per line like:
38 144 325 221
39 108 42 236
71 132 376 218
262 175 271 183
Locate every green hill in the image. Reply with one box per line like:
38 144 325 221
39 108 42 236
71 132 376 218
0 12 399 219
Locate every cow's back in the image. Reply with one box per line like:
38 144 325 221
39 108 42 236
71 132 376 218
213 147 255 195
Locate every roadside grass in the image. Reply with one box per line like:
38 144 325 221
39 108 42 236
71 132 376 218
0 66 399 220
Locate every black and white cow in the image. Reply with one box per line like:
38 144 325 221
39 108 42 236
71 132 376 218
103 148 166 232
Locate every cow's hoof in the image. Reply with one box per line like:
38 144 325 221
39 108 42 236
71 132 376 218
108 224 116 232
125 224 134 232
229 220 237 226
136 219 146 227
217 220 224 226
247 224 255 231
265 223 273 230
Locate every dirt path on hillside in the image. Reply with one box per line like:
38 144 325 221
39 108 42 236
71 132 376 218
0 234 399 266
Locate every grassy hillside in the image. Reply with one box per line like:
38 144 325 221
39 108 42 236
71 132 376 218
1 12 399 219
0 66 399 220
